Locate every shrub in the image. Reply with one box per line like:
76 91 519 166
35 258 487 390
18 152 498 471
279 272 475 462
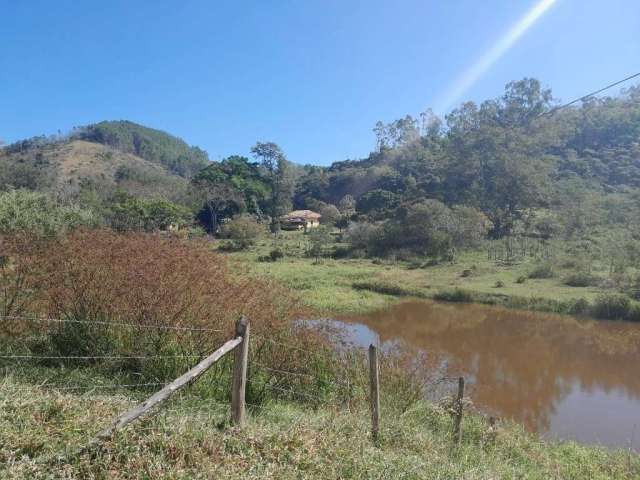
318 204 340 226
515 275 527 284
590 293 632 320
352 281 422 297
528 262 554 279
433 288 474 303
563 272 599 287
7 230 317 385
220 215 263 250
344 222 381 252
269 249 284 261
107 193 192 233
568 298 590 316
0 189 96 236
307 226 333 260
331 246 352 259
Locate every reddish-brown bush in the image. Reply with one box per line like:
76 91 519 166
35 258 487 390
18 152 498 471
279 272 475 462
0 234 49 327
0 229 360 405
36 229 299 337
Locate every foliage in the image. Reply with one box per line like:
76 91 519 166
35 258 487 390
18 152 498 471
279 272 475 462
107 192 191 232
590 294 635 321
563 272 599 287
528 262 555 279
353 200 489 259
3 378 638 479
433 288 474 303
318 203 341 226
343 222 382 254
251 142 295 225
0 148 57 191
193 155 271 216
0 189 96 236
0 230 317 380
220 215 264 250
307 226 333 261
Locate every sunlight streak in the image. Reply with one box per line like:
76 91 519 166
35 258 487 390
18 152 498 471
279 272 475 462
436 0 558 113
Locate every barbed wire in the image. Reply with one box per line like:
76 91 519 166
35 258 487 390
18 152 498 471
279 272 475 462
2 381 169 393
0 354 201 360
261 384 318 401
252 361 354 390
253 334 341 361
0 314 226 333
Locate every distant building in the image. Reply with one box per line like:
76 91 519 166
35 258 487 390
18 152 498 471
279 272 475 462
280 210 322 230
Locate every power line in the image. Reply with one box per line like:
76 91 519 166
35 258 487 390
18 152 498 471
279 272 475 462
542 71 640 117
1 315 225 333
0 354 201 360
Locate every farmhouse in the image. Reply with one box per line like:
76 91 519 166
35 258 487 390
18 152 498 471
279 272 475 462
280 210 322 230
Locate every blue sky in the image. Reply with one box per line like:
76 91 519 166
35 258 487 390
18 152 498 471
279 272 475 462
1 0 639 166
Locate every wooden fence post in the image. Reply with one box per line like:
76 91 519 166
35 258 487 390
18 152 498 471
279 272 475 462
368 344 380 443
232 316 249 427
453 376 465 446
85 336 243 452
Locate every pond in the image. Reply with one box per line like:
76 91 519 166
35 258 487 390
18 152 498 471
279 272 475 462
330 300 640 451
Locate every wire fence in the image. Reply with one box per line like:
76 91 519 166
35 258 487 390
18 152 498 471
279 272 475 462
0 313 474 463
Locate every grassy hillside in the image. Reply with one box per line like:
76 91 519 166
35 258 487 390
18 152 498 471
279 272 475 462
0 139 189 199
76 120 209 177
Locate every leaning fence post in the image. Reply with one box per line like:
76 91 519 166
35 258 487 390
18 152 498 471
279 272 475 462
231 316 249 427
368 344 380 443
453 376 465 446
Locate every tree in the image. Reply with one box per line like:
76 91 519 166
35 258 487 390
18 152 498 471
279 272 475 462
356 189 399 219
195 182 245 234
319 204 340 226
251 142 294 230
338 194 356 216
107 193 191 232
194 156 271 216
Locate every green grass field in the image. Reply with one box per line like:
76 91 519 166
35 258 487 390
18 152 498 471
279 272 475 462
224 231 607 315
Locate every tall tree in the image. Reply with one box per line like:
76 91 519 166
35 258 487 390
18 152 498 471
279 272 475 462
251 142 294 231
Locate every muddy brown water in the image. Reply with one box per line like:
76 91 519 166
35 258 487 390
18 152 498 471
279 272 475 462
331 300 640 451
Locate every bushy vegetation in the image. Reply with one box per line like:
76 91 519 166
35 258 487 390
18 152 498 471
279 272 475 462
220 215 264 250
0 189 96 236
591 293 640 321
106 192 192 232
0 229 353 400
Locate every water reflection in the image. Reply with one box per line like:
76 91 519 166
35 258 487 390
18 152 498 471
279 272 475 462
336 300 640 450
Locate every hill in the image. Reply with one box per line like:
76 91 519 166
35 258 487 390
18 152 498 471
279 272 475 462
74 120 209 178
293 80 640 237
0 138 189 200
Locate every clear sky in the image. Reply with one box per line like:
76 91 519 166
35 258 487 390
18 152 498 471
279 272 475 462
1 0 638 165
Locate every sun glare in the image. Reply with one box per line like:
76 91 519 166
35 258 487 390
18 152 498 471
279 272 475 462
436 0 558 113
